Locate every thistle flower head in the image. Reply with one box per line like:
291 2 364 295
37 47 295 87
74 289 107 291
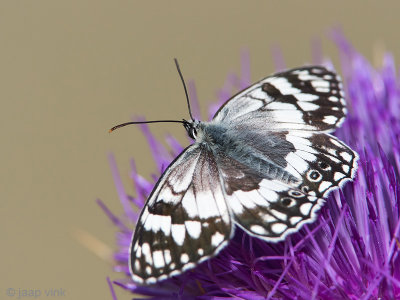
101 34 400 299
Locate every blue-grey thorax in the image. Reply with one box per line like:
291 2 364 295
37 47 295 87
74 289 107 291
194 122 299 185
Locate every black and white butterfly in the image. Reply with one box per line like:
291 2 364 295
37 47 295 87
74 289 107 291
113 62 358 284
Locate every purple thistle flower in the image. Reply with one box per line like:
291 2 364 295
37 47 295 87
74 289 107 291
100 34 400 299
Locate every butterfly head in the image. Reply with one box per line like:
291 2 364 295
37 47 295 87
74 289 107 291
183 119 201 140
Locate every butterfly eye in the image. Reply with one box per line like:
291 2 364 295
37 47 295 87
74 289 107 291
189 128 197 139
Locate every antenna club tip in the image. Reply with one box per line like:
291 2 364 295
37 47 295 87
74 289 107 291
108 128 113 133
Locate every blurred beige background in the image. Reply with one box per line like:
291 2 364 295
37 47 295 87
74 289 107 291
1 1 399 299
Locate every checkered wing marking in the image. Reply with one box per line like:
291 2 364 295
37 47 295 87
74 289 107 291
213 66 346 132
130 144 232 284
283 131 358 198
215 131 358 241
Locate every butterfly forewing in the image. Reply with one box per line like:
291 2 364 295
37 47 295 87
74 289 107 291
213 66 346 132
130 144 232 284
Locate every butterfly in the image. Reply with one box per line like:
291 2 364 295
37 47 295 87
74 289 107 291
111 61 358 284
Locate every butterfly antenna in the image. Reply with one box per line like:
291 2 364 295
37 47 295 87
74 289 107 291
174 58 194 120
109 59 193 133
109 120 184 133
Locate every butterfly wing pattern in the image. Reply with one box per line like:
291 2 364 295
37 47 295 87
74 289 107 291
130 144 233 284
216 130 357 241
129 66 358 284
211 66 358 240
213 66 347 132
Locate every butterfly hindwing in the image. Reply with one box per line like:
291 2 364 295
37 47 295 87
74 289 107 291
213 66 346 132
212 128 358 241
214 145 314 241
228 177 323 241
130 144 232 284
283 131 358 197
